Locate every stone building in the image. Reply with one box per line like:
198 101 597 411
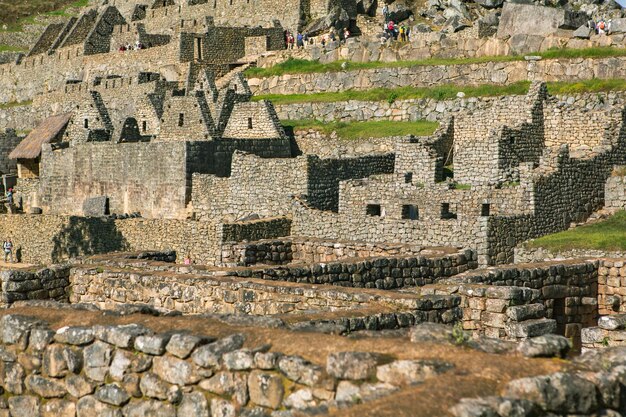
11 73 291 219
289 82 626 266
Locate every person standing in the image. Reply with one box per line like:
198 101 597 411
3 239 13 263
382 3 389 22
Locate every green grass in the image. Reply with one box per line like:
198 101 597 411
453 183 471 190
0 0 89 32
0 100 33 110
0 45 25 53
255 82 532 105
526 210 626 252
254 79 626 105
282 119 439 139
245 47 626 78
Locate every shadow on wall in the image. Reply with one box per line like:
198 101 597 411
50 217 130 263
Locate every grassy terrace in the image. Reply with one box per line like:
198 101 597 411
244 47 626 78
526 211 626 252
0 100 33 109
0 0 89 32
0 45 26 53
282 119 439 138
254 79 626 105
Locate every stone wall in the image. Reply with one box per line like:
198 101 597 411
70 265 462 319
0 313 457 417
424 260 599 343
0 265 70 306
605 171 626 210
221 237 437 266
38 141 208 219
224 249 476 289
221 217 292 243
0 215 221 265
191 151 395 222
246 56 626 96
0 130 21 175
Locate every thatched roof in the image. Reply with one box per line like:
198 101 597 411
9 113 71 160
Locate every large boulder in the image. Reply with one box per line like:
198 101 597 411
497 3 589 38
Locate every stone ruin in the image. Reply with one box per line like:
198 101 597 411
2 1 626 416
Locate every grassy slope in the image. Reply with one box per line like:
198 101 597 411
0 0 88 31
254 79 626 105
245 47 626 78
282 119 439 139
527 211 626 252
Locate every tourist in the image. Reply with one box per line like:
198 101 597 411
296 32 304 48
321 36 326 47
3 239 13 263
382 3 389 22
343 27 350 42
597 19 607 35
6 188 13 206
399 24 406 42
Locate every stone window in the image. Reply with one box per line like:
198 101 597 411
247 117 253 129
481 203 490 217
366 204 382 217
142 121 147 132
84 119 89 129
402 205 419 220
440 203 457 220
404 172 412 184
178 113 184 127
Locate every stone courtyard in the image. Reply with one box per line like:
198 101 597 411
5 0 626 416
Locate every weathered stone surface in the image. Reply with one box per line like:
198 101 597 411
223 349 254 371
166 333 213 359
376 360 453 385
134 333 171 355
8 395 39 417
139 372 171 400
505 319 556 339
598 314 626 331
178 392 210 417
326 351 381 380
0 315 44 348
211 398 236 417
94 324 149 348
54 326 94 345
65 375 94 398
248 370 284 409
283 388 317 409
2 361 25 394
77 395 122 417
504 372 598 414
25 375 66 398
123 399 176 417
40 399 76 417
83 340 113 382
153 355 200 385
254 352 281 370
199 371 249 406
95 383 131 406
409 323 453 343
278 355 334 389
83 196 108 217
192 334 245 368
517 335 570 358
29 329 55 351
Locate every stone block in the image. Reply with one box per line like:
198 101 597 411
82 196 108 217
505 318 557 339
248 370 284 409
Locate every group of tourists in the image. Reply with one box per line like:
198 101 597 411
285 27 351 49
118 40 145 52
588 19 611 35
381 4 409 42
